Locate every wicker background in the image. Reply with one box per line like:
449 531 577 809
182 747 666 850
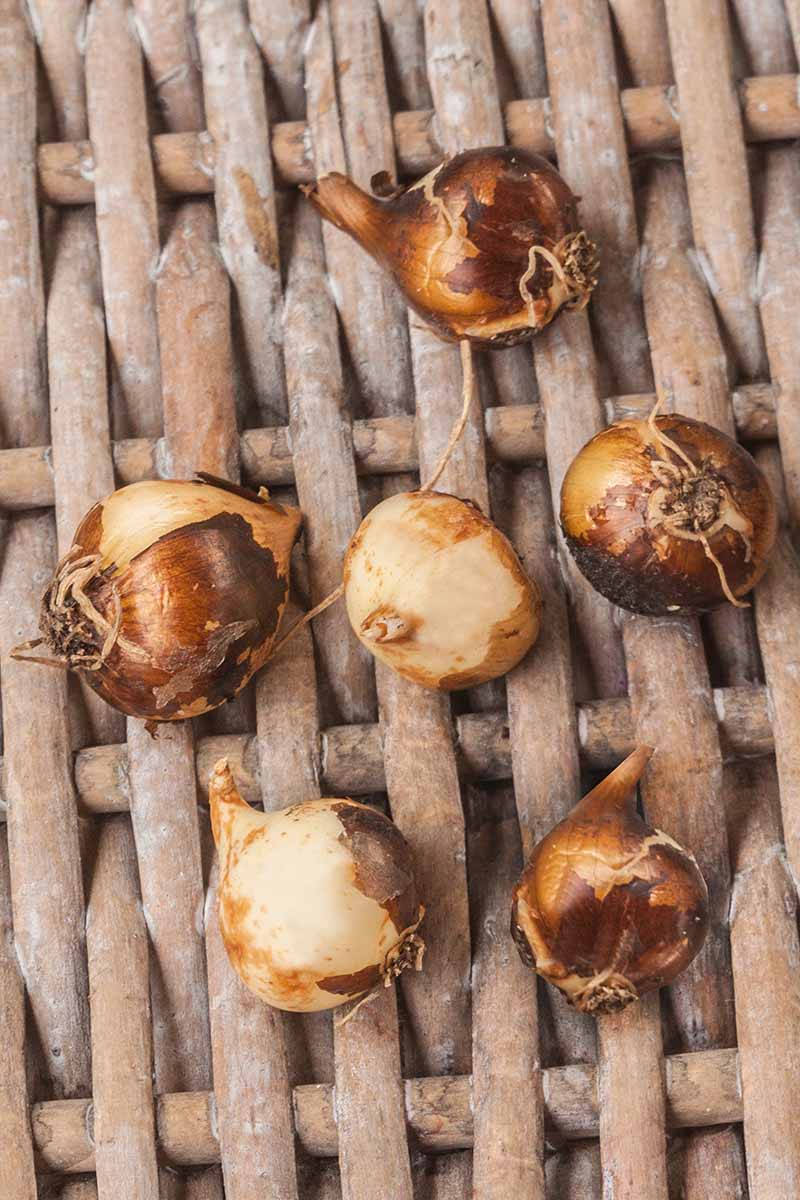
1 0 799 1197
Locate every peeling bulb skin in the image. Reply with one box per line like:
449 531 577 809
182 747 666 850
511 747 709 1015
560 413 777 615
343 490 542 690
303 147 597 347
209 760 424 1013
26 476 301 722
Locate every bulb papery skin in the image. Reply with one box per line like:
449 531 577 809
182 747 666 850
560 413 777 615
38 476 301 722
343 490 541 690
511 747 709 1015
303 146 597 347
209 761 424 1013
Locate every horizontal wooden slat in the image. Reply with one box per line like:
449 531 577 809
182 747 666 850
32 1046 741 1174
0 682 771 821
36 72 800 204
0 383 776 512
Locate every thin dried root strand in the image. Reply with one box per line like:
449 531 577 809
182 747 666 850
334 927 426 1028
270 582 345 656
699 533 749 608
420 339 474 493
9 637 71 671
646 394 699 475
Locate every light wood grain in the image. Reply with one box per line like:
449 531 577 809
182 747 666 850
0 382 780 512
498 465 595 1074
0 680 771 824
0 833 36 1199
86 816 160 1199
663 0 766 379
726 757 800 1199
32 71 800 206
194 0 286 426
85 0 163 440
30 1045 746 1174
249 0 310 122
132 0 204 132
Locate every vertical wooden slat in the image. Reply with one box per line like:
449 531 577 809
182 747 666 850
663 0 766 380
282 202 374 727
194 0 286 426
541 0 651 396
87 815 160 1200
249 0 310 121
498 463 597 1195
85 0 163 439
489 0 547 98
597 996 669 1198
39 0 124 746
500 464 593 1071
131 0 204 132
726 756 800 1200
469 794 544 1200
286 28 414 1193
306 1 413 426
376 0 430 110
0 0 92 1113
36 0 88 142
0 833 37 1200
752 447 800 884
0 0 45 448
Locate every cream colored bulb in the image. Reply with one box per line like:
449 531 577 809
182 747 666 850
209 760 424 1013
343 490 541 690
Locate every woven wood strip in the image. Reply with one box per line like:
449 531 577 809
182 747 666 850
195 0 286 427
86 816 160 1198
0 677 773 823
85 0 163 440
0 834 37 1198
0 1 92 1121
30 1043 744 1172
292 18 413 1187
32 70 800 205
0 382 779 512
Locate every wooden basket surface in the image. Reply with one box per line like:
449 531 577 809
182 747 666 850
1 0 799 1197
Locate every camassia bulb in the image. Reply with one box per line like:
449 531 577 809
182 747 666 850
560 411 777 614
209 760 424 1013
343 490 542 690
303 146 597 347
511 747 708 1015
22 476 301 722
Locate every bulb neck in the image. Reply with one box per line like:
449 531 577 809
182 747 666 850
302 174 389 258
577 746 653 818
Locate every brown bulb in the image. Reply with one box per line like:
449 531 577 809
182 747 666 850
18 475 301 723
511 747 708 1015
560 412 777 614
303 146 597 347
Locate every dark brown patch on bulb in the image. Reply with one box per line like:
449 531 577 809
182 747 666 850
72 512 287 720
317 962 382 997
332 801 420 935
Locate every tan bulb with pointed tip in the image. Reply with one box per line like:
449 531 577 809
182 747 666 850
511 747 709 1015
303 146 597 348
210 760 424 1013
